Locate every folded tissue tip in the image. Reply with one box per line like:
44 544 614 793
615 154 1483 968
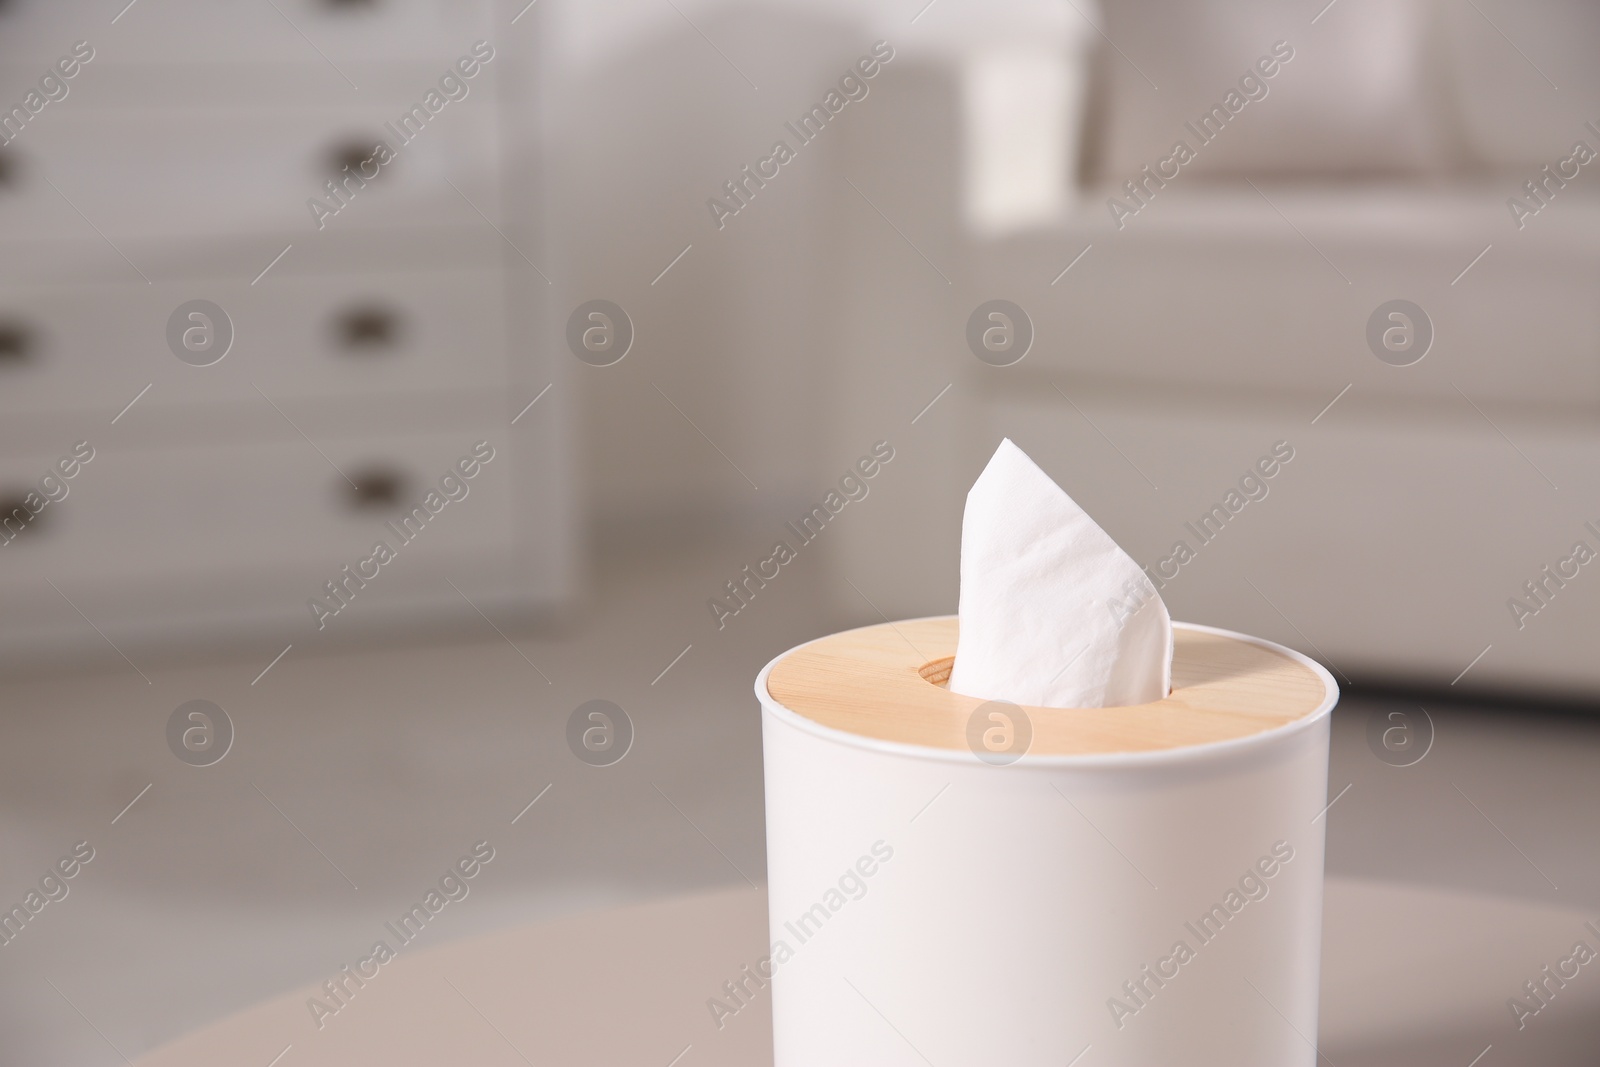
948 438 1172 710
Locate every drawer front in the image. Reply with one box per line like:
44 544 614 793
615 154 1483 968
0 427 520 610
0 104 501 241
0 1 495 66
0 266 508 414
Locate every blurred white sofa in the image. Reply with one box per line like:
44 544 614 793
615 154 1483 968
827 0 1600 696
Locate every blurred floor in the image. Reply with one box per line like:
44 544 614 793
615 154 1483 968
1 521 1597 1065
0 515 821 1066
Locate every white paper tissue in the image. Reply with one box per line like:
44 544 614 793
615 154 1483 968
947 439 1172 708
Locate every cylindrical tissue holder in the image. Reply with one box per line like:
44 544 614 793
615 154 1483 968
757 616 1338 1066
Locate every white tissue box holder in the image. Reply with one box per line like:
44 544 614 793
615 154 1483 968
757 615 1339 1066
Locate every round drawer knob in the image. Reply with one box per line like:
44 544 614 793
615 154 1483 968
344 468 406 510
0 493 45 541
328 138 385 180
0 320 34 365
334 305 401 352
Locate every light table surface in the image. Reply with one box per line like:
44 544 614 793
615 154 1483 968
135 877 1600 1066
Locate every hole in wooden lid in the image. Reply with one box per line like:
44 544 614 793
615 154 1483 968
918 656 954 687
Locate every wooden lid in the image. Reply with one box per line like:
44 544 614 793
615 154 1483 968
764 616 1334 758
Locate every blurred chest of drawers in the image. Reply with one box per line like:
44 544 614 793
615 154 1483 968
0 0 573 665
